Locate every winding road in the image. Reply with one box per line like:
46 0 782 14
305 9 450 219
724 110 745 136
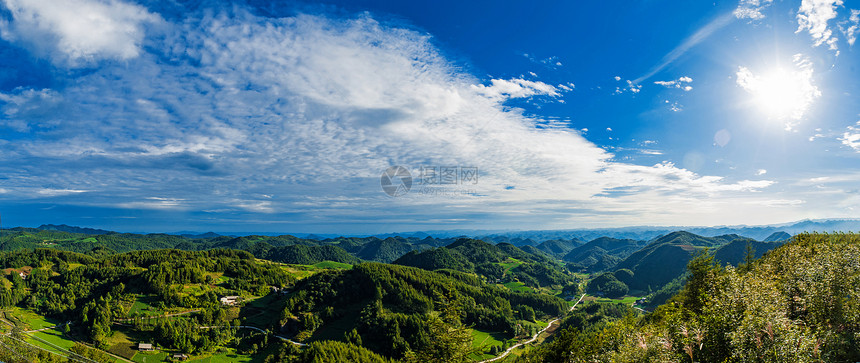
479 293 586 363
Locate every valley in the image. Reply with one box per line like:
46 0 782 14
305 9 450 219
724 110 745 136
0 224 811 362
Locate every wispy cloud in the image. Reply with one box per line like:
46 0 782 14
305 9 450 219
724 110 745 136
633 12 734 84
734 0 775 20
37 188 87 197
839 9 860 46
117 197 186 210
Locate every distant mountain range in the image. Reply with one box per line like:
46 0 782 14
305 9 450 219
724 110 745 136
37 224 114 235
147 218 860 242
474 219 860 243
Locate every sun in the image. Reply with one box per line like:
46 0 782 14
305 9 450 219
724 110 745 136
736 61 821 122
753 69 805 117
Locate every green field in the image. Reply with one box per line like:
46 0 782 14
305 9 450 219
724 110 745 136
469 328 513 361
128 295 161 316
105 326 149 359
187 348 258 363
470 329 508 349
28 329 74 350
497 258 523 273
25 328 125 363
502 281 531 292
275 260 352 280
4 307 59 330
589 295 642 305
311 261 352 269
132 351 170 363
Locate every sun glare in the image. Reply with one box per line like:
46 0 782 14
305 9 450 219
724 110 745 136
736 59 821 123
755 69 804 117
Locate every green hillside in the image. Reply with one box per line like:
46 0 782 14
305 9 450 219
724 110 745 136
535 239 581 256
280 262 567 360
393 238 574 290
613 231 752 290
519 232 860 362
562 237 645 272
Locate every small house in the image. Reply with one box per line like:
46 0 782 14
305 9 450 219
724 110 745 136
138 343 154 351
220 296 240 306
172 353 188 360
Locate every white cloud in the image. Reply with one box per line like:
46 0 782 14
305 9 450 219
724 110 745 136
628 81 640 93
760 199 804 207
0 0 159 64
117 197 186 210
613 79 642 94
37 188 88 197
796 0 844 50
654 76 693 91
0 8 780 227
557 82 574 92
472 78 562 101
756 169 767 175
840 121 860 151
734 0 774 20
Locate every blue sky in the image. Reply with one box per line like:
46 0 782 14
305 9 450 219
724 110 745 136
0 0 858 234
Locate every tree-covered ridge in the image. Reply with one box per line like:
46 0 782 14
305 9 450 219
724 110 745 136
281 262 567 360
561 237 646 271
392 238 574 289
0 228 456 265
613 231 760 291
520 232 860 362
535 238 582 256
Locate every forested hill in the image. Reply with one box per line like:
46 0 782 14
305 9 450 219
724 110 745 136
392 238 574 289
518 232 860 362
0 244 569 362
280 263 567 361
